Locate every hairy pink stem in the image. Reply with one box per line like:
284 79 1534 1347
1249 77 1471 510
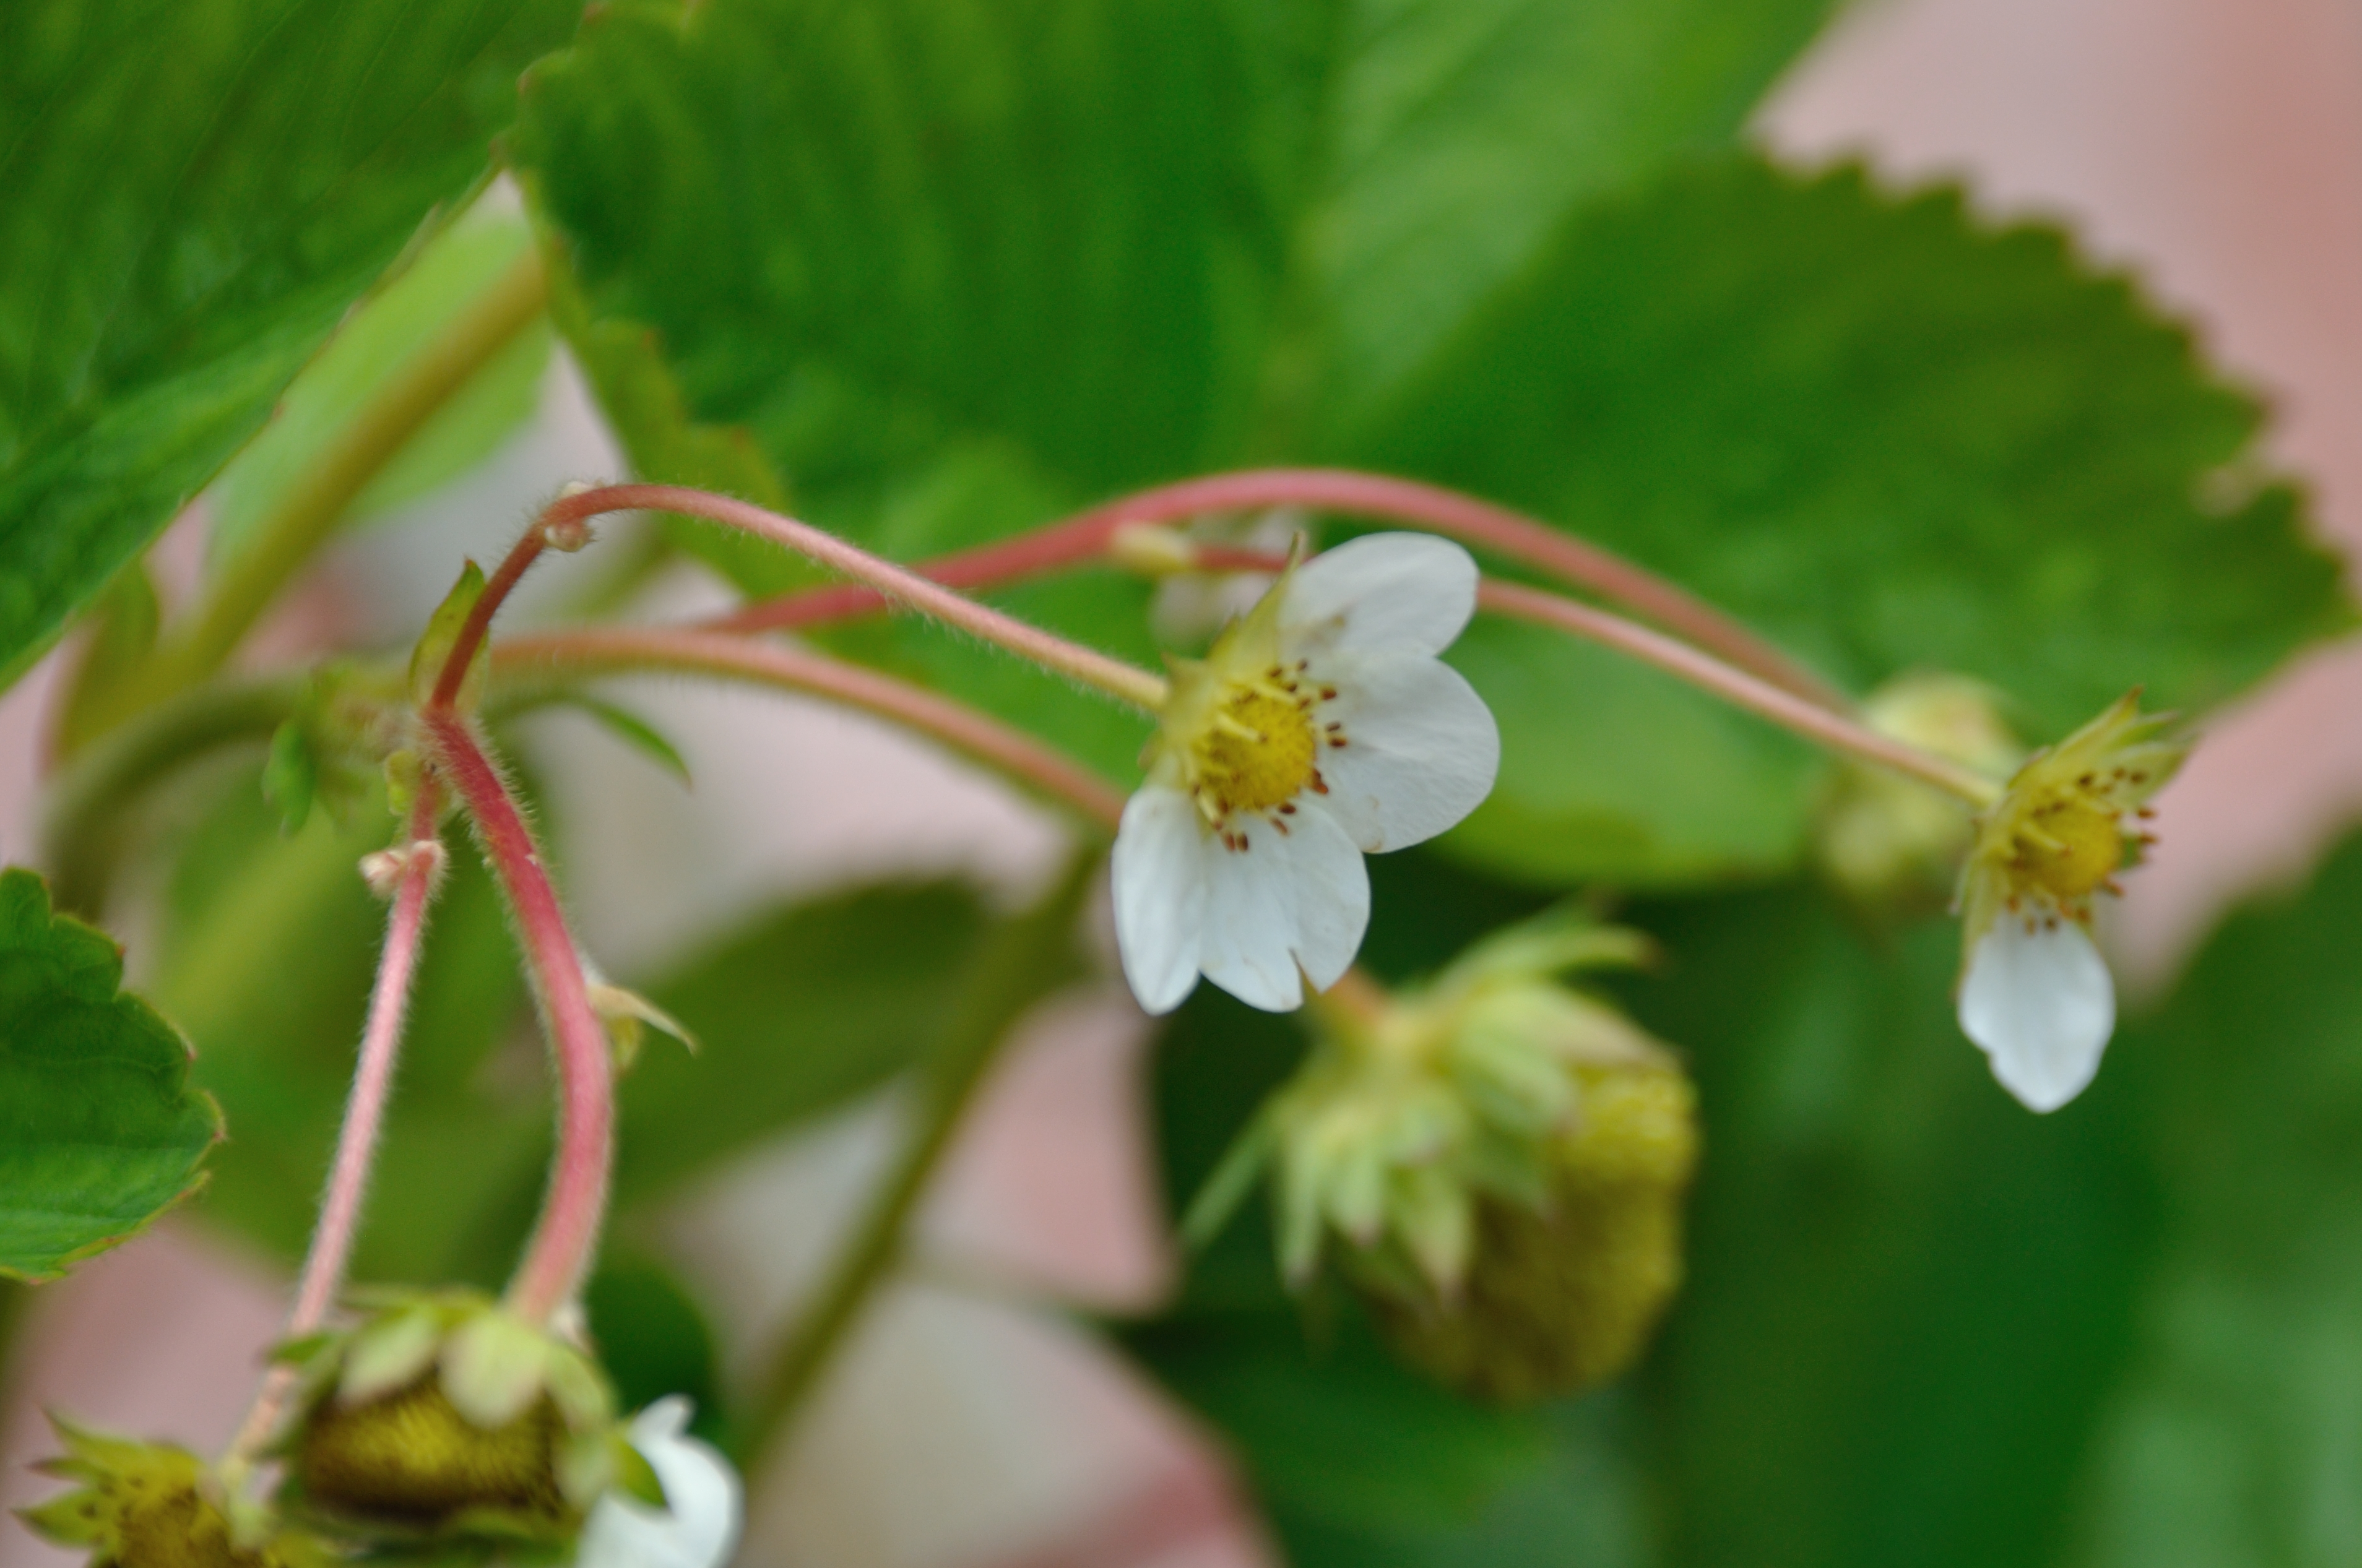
431 525 550 710
226 791 443 1469
699 468 1845 711
547 485 1168 711
422 709 613 1325
495 628 1127 830
1479 579 2001 806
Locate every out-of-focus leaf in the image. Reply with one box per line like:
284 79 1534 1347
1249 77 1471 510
1360 157 2350 744
206 208 553 570
1622 882 2152 1568
0 868 220 1280
1442 618 1817 889
613 881 990 1205
559 697 691 787
511 0 1840 787
2063 832 2362 1567
1127 1306 1555 1535
0 0 582 686
586 1253 723 1442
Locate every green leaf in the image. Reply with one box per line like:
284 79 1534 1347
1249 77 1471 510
1296 0 1838 438
261 719 318 835
1125 1305 1556 1535
205 207 553 571
0 0 582 686
0 867 220 1280
1356 156 2351 744
410 560 490 710
1441 616 1817 889
1621 882 2150 1568
509 0 1838 786
2062 832 2362 1567
584 1254 724 1443
612 881 991 1206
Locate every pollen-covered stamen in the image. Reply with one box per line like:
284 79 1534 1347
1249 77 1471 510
2005 791 2126 904
1185 674 1324 824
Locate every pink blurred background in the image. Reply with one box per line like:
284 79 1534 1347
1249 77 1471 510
5 0 2360 1561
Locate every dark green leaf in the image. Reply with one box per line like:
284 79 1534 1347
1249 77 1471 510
2064 833 2362 1567
1357 157 2350 744
0 867 220 1280
1622 883 2151 1568
585 1253 723 1442
205 207 553 571
613 881 990 1206
563 697 693 787
1126 1305 1554 1535
0 0 582 684
511 0 1838 785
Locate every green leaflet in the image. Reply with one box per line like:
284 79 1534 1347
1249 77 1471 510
0 0 581 686
0 868 220 1280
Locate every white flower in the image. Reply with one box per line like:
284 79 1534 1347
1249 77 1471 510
574 1398 742 1568
1113 533 1500 1014
1953 693 2187 1112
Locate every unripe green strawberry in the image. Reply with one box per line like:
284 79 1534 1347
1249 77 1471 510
1370 1064 1698 1403
20 1418 329 1568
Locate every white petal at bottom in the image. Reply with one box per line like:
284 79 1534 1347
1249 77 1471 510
1110 785 1211 1014
1957 918 2117 1113
1197 805 1371 1011
574 1398 742 1568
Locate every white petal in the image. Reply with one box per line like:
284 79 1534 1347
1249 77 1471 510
574 1398 742 1568
1283 533 1478 660
1198 809 1370 1010
1310 651 1500 851
1111 784 1211 1014
1957 918 2116 1113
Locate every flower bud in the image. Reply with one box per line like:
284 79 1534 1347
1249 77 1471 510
1366 1059 1698 1403
274 1290 644 1547
1815 671 2020 910
20 1416 329 1568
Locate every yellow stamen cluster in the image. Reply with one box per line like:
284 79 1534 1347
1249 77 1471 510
1958 692 2187 949
1153 575 1348 849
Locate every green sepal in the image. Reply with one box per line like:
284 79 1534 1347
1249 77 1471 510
409 560 490 712
610 1434 668 1511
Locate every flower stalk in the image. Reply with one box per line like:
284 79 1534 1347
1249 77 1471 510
539 484 1170 712
493 627 1127 830
420 706 613 1326
701 467 1845 712
224 788 446 1476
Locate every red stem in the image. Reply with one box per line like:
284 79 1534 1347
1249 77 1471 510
421 709 613 1324
699 468 1845 710
495 628 1127 830
431 527 549 710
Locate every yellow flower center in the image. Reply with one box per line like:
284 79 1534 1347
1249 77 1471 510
1188 678 1319 818
2010 793 2124 902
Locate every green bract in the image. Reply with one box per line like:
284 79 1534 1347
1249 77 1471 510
274 1290 659 1546
21 1416 331 1568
